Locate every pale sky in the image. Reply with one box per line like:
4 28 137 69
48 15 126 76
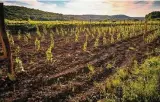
2 0 160 17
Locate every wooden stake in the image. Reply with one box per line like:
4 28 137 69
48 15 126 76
143 20 147 39
0 3 14 75
0 32 7 59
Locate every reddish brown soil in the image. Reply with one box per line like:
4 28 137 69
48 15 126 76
0 28 160 102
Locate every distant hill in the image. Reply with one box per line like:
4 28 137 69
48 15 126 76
4 5 144 21
145 11 160 20
4 6 65 21
66 14 144 21
65 15 109 21
109 15 130 19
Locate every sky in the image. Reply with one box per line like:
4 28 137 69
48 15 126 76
2 0 160 17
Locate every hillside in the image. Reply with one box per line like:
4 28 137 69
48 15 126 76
4 6 65 21
4 5 144 21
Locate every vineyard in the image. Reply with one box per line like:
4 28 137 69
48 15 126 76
0 20 160 101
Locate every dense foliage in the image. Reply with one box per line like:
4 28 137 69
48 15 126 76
102 56 160 102
4 6 65 21
145 11 160 20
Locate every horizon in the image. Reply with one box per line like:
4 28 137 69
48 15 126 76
2 0 160 17
2 5 146 17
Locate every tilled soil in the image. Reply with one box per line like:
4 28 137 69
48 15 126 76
0 29 160 102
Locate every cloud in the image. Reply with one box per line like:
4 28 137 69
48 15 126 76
19 0 40 6
152 1 160 8
3 0 160 17
3 0 57 12
62 0 112 15
103 0 159 17
3 0 41 6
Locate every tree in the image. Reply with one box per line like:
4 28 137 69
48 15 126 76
145 11 160 20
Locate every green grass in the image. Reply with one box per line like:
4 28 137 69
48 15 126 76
101 56 160 102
